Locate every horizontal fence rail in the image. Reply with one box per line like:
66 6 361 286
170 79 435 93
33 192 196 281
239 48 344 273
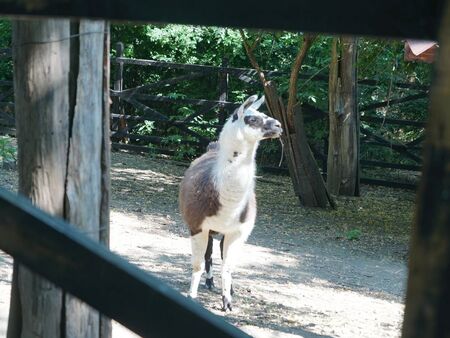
0 188 249 338
0 47 429 190
109 54 428 190
0 0 442 39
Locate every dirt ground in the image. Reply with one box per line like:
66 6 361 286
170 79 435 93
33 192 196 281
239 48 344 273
0 150 415 338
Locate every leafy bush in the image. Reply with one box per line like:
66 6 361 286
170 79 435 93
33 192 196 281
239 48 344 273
0 135 16 163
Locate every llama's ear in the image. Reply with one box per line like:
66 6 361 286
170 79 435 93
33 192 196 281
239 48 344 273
236 95 258 118
249 95 265 110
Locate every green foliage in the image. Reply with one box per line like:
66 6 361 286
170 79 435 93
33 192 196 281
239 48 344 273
136 120 156 135
0 135 16 163
345 228 362 241
110 24 432 163
0 19 12 81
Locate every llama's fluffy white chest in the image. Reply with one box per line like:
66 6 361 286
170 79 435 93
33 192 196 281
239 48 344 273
202 163 255 234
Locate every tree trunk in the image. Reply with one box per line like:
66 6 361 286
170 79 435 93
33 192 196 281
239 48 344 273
264 81 334 207
327 36 359 196
240 32 334 208
8 18 108 338
401 2 450 337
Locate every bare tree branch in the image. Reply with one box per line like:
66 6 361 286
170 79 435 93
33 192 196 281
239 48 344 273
286 34 317 127
239 29 267 85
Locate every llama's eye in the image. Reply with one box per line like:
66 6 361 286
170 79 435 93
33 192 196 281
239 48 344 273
244 115 261 127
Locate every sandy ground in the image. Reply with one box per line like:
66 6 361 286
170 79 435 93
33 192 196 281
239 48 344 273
0 151 414 338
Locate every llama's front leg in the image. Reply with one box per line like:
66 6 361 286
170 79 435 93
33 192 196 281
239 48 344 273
204 234 214 289
221 231 244 311
189 231 209 298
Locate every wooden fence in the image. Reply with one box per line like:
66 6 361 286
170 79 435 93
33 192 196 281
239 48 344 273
110 43 428 189
0 44 428 189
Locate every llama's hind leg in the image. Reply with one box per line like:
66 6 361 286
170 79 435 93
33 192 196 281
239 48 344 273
189 231 209 298
220 235 233 296
221 232 244 311
204 234 215 289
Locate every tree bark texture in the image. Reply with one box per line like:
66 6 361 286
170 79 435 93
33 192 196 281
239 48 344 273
327 36 359 196
401 1 450 337
264 82 334 207
240 31 334 208
8 18 108 338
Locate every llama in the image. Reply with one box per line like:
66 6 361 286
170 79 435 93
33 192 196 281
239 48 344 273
179 95 282 311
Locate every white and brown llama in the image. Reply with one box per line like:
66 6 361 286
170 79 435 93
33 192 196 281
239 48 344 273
179 95 282 311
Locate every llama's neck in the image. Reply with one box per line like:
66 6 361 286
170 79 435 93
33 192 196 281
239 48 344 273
213 126 259 203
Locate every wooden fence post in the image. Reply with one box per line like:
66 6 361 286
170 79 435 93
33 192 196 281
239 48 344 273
401 2 450 336
100 22 112 338
217 57 229 135
113 42 128 142
8 18 108 338
327 36 360 196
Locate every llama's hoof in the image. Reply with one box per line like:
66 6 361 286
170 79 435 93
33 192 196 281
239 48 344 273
222 295 232 312
205 277 215 290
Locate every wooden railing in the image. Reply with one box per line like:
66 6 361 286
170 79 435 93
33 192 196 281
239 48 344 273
0 188 249 338
110 51 428 189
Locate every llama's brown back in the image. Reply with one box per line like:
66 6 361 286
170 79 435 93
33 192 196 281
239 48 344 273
179 149 221 235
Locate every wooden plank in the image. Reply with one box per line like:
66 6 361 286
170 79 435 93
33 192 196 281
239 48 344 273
360 92 429 112
0 126 16 135
0 110 15 125
361 160 422 171
113 92 238 109
358 79 429 91
362 140 422 151
0 188 249 338
301 102 427 128
112 142 175 156
117 72 206 97
182 102 220 123
361 116 426 127
402 4 450 335
112 42 127 142
260 166 418 189
100 21 112 338
111 114 222 130
10 18 72 338
407 134 425 146
0 80 13 86
360 127 423 163
360 177 417 190
0 1 441 39
326 37 359 196
111 131 200 146
122 97 169 121
112 57 283 78
111 57 432 91
64 19 106 337
123 98 211 145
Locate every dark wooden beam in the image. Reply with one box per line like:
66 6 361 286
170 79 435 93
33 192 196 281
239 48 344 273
0 188 249 338
0 0 443 39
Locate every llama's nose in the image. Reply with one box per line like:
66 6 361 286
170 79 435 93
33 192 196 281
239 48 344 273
266 119 282 132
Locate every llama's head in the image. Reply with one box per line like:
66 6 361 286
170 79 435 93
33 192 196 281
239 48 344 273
225 95 282 143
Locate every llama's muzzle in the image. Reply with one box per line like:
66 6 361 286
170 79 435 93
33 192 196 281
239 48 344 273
263 118 283 138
